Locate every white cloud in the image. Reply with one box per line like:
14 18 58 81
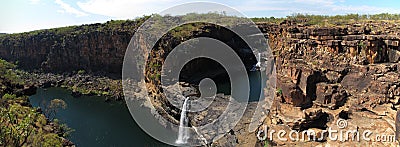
29 0 41 4
74 0 400 18
77 0 187 19
55 0 88 17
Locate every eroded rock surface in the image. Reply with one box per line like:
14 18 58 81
261 20 400 146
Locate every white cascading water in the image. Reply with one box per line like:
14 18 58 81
250 53 262 71
176 97 189 144
256 52 261 68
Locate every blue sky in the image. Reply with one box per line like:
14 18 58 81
1 0 400 33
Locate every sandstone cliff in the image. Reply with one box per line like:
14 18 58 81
0 18 148 77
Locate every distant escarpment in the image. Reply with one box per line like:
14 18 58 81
0 18 148 78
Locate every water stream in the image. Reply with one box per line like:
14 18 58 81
175 97 190 144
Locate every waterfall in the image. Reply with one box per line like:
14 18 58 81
176 97 190 144
251 53 262 71
257 53 261 65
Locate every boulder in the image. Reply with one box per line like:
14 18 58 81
315 83 348 109
388 48 400 63
277 75 309 107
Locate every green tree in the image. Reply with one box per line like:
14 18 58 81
0 104 38 146
41 99 67 121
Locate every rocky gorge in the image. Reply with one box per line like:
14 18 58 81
1 14 400 146
260 19 400 146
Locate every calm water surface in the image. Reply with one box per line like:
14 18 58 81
29 87 169 147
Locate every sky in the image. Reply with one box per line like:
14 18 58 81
1 0 400 33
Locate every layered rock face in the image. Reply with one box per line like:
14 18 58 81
0 20 144 77
263 21 400 146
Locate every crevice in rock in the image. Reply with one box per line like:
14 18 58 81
299 111 330 131
338 110 351 119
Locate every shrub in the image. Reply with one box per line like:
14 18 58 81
0 104 37 146
2 93 16 99
77 69 86 75
277 88 283 96
41 134 63 147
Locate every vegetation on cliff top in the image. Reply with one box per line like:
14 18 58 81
0 16 150 39
252 13 400 26
1 13 400 37
0 59 70 146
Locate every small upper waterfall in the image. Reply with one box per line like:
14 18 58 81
176 97 190 144
251 53 261 71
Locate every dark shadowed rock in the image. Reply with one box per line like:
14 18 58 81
315 83 347 109
277 75 309 107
